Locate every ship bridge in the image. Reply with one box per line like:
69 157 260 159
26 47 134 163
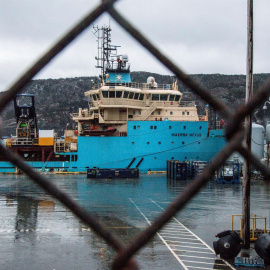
72 80 202 137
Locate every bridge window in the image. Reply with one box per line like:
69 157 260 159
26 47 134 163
96 94 100 99
152 94 159 101
102 90 108 98
116 91 122 98
169 95 175 101
175 95 180 101
160 94 168 101
139 94 144 100
109 91 115 98
129 92 134 99
92 94 97 101
123 91 129 98
134 93 139 99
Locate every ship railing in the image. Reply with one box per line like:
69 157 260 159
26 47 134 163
82 110 91 117
33 138 39 145
55 139 67 153
179 101 196 107
107 62 131 71
10 138 35 146
71 110 92 118
93 82 178 91
215 122 227 130
71 113 79 118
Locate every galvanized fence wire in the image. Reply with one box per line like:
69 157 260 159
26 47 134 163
1 0 270 269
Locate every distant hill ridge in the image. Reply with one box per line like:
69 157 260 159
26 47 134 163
1 72 270 136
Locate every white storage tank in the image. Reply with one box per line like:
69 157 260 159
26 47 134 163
228 123 264 162
252 123 265 159
266 123 270 142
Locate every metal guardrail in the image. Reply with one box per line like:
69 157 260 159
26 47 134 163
1 1 270 269
232 214 267 241
94 82 178 90
179 101 196 107
9 138 39 146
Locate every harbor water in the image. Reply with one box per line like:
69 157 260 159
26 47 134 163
0 173 270 270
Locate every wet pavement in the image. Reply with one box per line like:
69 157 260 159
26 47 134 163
0 173 269 269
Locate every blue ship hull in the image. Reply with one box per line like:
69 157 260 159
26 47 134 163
0 121 226 173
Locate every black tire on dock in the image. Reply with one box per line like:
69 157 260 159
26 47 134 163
213 230 241 259
255 233 270 264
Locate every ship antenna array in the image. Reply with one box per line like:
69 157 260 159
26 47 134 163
93 25 120 81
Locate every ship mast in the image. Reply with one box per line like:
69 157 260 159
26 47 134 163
93 25 119 83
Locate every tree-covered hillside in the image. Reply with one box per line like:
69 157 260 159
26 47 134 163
1 72 269 136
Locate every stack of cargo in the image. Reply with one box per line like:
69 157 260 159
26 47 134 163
195 161 208 175
167 160 201 180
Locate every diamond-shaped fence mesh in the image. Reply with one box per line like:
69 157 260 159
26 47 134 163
1 1 270 269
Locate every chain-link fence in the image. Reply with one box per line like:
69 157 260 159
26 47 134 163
1 1 270 269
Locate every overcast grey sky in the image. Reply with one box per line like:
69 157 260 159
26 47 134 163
1 0 270 91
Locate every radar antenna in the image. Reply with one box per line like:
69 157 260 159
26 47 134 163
93 25 120 82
